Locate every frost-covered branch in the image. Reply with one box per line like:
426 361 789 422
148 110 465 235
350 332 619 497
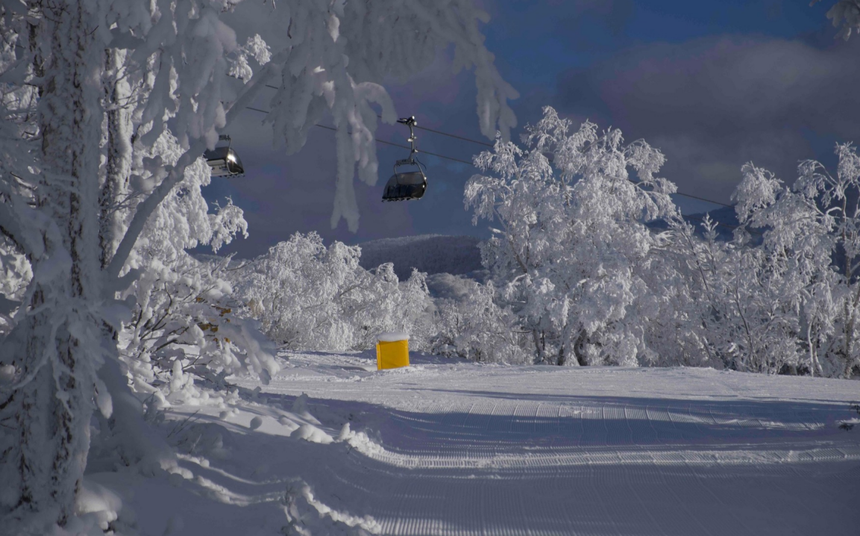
813 0 860 40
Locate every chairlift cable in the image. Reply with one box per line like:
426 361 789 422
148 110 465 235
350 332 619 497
263 84 493 148
409 124 493 148
672 192 732 209
245 105 474 165
314 123 473 165
243 105 734 211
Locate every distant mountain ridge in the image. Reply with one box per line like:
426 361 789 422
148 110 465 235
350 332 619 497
356 234 484 280
682 206 738 240
356 208 742 282
194 209 742 286
644 206 739 241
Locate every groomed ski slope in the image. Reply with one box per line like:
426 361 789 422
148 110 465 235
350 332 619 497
135 352 860 535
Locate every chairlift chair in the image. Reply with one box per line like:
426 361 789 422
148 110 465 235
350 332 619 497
382 117 427 202
205 135 245 177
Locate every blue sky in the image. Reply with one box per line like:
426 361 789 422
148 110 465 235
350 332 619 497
206 1 858 259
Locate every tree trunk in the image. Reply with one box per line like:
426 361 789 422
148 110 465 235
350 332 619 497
100 49 132 270
532 328 544 364
3 1 103 528
572 331 588 367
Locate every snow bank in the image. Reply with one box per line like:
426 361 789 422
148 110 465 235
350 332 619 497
74 479 123 532
290 423 334 444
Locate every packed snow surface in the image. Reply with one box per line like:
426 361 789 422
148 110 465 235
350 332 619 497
120 352 860 535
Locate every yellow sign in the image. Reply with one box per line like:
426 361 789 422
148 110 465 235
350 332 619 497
376 339 410 370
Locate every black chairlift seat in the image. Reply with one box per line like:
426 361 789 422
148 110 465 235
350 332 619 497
205 135 245 177
382 163 427 202
382 116 427 202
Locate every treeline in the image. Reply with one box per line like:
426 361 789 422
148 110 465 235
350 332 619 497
225 109 860 380
448 107 860 378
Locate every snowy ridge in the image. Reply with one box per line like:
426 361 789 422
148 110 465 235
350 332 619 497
356 235 484 279
352 210 740 285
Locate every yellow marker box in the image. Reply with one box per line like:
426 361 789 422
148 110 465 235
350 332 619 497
376 332 410 370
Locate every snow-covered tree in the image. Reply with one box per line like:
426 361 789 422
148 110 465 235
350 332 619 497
729 147 860 376
664 144 860 378
465 107 680 366
669 209 804 374
108 113 276 391
0 0 516 530
430 279 531 364
234 233 433 352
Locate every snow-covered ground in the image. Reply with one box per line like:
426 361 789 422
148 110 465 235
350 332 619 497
103 352 860 535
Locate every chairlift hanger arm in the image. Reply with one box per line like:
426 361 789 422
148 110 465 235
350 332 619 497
397 116 418 159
